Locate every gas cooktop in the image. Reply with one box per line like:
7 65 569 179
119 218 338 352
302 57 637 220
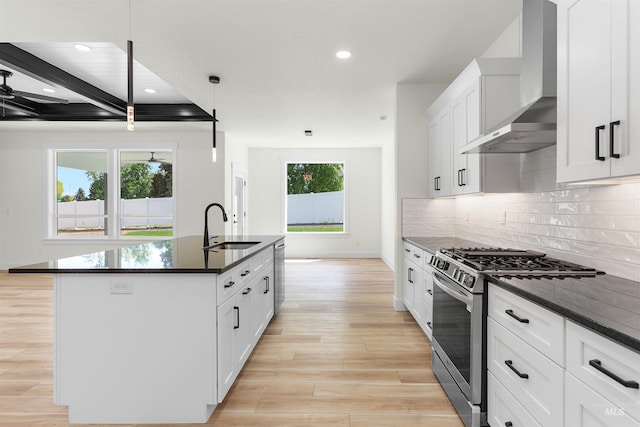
437 247 605 279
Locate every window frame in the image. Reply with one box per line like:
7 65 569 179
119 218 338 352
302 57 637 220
48 143 177 241
283 160 348 236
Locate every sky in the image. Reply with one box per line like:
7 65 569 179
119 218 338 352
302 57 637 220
57 166 91 198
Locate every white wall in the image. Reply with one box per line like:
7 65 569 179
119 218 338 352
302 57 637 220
248 147 381 258
393 82 447 309
0 126 226 269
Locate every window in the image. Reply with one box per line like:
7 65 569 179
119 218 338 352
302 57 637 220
53 149 174 239
285 162 345 233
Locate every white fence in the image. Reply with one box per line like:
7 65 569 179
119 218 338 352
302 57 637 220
57 197 173 229
287 191 344 225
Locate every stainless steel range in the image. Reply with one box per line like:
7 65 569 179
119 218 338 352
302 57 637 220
429 246 603 427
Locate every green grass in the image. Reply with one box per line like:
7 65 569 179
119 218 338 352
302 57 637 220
122 229 173 237
287 226 344 233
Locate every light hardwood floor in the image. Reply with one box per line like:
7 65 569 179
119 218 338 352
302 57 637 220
0 259 463 427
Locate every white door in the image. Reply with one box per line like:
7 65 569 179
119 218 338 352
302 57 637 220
232 164 247 236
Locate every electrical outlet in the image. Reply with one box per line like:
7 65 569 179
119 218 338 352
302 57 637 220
110 281 133 294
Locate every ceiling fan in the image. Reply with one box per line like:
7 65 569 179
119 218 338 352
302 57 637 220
0 69 69 104
147 152 169 164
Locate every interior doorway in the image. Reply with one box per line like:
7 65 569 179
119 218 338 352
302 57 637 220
232 164 247 236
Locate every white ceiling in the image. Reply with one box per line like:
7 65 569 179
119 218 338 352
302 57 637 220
0 0 523 148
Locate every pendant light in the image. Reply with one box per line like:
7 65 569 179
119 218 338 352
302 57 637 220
126 0 134 131
127 40 134 131
209 75 220 162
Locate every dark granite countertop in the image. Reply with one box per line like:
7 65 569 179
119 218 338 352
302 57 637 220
8 235 284 275
403 236 640 353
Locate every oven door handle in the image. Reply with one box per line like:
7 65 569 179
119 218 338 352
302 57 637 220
432 271 473 306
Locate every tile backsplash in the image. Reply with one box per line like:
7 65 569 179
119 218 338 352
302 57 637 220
403 182 640 281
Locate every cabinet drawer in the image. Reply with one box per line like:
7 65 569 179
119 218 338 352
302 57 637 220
487 318 564 427
566 320 640 421
217 259 253 304
488 284 565 366
566 371 640 427
403 242 425 264
487 371 542 427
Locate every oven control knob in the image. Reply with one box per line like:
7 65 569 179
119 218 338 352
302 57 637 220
464 275 475 288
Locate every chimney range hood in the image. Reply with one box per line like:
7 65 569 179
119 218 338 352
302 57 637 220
460 0 557 154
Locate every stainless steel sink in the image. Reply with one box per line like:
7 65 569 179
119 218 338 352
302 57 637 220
206 241 260 250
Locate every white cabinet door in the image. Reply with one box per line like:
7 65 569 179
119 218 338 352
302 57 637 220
558 0 640 182
451 83 481 195
566 372 640 427
217 295 236 402
261 268 275 331
428 109 451 197
234 285 253 369
403 258 421 314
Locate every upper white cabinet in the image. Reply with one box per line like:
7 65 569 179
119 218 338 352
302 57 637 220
557 0 640 182
426 58 522 197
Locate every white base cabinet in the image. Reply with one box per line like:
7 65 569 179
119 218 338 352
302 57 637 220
488 283 640 427
217 247 275 402
403 242 433 339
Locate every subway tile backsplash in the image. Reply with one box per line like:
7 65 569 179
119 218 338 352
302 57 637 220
402 182 640 281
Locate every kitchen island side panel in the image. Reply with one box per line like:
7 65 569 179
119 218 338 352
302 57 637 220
54 273 217 424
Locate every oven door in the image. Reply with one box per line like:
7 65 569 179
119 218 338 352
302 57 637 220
431 271 485 405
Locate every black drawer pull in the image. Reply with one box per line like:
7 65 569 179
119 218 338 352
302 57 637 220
589 359 639 389
427 289 433 296
264 276 270 294
505 309 529 324
505 422 513 427
241 270 250 277
224 280 235 289
233 306 240 329
505 360 529 379
242 287 252 295
595 125 606 161
610 120 621 158
414 253 421 259
426 321 432 329
408 267 414 284
405 248 411 253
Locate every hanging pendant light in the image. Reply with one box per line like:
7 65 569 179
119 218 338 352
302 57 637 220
127 39 134 131
126 0 134 131
209 75 220 162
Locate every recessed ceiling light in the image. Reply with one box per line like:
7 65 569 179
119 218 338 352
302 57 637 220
42 88 55 93
144 88 156 94
74 43 92 52
335 50 351 59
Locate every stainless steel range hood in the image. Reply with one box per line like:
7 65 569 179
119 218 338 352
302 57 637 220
461 0 557 154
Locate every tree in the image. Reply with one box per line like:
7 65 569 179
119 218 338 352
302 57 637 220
149 163 172 198
61 195 74 202
74 187 87 201
120 163 152 199
86 171 106 200
57 181 64 201
287 163 344 195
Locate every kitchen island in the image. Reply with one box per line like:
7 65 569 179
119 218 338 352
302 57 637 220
9 235 284 424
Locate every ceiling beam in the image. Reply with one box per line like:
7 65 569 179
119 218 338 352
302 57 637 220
0 43 126 116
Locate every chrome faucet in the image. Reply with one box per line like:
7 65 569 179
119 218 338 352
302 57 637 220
203 202 228 247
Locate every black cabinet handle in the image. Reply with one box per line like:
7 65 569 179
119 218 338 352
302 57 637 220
426 321 432 329
505 422 513 427
224 280 235 289
405 248 411 253
595 125 606 161
414 253 421 259
408 268 414 284
242 287 252 295
457 169 462 186
461 168 466 186
241 270 250 277
589 359 639 389
505 360 529 379
233 306 240 329
427 289 433 296
505 309 529 324
264 276 270 294
434 176 441 191
610 120 621 158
